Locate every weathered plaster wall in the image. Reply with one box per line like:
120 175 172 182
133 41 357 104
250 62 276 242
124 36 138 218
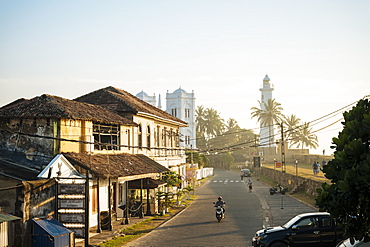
0 118 55 168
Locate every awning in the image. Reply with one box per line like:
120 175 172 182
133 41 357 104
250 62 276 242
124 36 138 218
0 212 21 223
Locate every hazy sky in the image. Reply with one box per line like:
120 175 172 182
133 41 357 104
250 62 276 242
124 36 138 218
1 1 369 155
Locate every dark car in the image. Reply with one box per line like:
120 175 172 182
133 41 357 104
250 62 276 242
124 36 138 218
252 212 344 247
241 169 251 177
337 238 370 247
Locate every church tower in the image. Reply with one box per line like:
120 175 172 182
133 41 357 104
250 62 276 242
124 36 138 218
166 88 196 149
136 90 157 106
259 75 275 148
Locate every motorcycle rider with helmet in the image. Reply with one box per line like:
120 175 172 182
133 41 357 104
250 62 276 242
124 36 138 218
215 196 226 213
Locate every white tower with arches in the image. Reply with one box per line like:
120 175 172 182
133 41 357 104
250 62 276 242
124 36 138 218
259 75 275 147
166 88 196 149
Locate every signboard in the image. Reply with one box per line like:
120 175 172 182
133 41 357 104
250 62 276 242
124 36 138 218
275 162 282 168
59 199 85 209
253 157 261 167
59 213 85 223
69 228 85 238
59 184 85 194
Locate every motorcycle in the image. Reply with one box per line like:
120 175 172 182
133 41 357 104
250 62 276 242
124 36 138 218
269 184 286 195
213 202 225 222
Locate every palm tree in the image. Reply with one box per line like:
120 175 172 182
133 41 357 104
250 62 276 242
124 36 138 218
251 98 284 146
195 105 207 148
203 108 225 140
290 122 319 149
195 105 206 135
225 118 240 131
283 114 301 148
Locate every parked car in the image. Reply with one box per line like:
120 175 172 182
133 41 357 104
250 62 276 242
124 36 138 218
241 169 251 177
252 212 344 247
337 238 370 247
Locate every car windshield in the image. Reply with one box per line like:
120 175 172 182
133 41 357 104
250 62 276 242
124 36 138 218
282 215 301 228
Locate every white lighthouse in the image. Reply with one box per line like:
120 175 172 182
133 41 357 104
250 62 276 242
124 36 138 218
259 75 275 147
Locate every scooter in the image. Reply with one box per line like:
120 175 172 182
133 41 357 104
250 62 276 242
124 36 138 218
269 184 285 195
213 202 225 222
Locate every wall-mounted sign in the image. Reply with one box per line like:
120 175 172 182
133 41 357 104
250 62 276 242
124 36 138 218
59 184 85 194
59 213 85 223
59 199 85 209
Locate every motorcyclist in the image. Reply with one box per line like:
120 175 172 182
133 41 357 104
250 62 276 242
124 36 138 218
215 196 226 213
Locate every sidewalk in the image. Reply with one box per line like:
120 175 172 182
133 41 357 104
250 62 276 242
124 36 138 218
252 178 317 228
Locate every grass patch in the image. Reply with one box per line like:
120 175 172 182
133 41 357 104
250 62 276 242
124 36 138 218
262 163 329 183
100 216 169 247
99 206 186 246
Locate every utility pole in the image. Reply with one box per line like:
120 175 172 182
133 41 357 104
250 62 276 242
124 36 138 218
281 123 286 173
191 144 195 195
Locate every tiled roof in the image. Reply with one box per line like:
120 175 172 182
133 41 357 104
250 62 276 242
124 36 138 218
0 157 40 181
0 94 137 126
135 154 169 173
63 152 169 179
74 86 188 126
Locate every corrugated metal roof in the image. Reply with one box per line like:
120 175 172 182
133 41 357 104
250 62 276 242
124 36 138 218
0 212 21 223
32 217 72 236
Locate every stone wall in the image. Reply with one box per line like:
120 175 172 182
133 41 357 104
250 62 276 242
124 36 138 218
252 166 324 197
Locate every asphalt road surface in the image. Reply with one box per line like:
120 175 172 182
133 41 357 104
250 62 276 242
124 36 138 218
124 169 265 247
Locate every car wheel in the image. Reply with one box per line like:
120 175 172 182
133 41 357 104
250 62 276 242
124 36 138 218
270 242 287 247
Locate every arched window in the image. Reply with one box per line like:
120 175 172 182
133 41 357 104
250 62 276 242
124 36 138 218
127 129 131 150
147 125 151 148
138 124 142 149
163 128 167 147
170 129 174 147
156 126 160 147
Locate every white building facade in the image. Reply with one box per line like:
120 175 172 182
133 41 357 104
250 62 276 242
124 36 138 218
166 88 196 149
137 88 196 149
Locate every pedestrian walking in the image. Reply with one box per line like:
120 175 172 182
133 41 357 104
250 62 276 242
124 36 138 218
248 179 253 192
240 170 244 180
312 161 318 175
317 162 321 173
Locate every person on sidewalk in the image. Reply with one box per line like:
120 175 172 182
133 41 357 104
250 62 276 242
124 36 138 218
248 179 253 192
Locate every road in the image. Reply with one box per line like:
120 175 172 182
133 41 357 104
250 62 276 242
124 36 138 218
124 169 316 247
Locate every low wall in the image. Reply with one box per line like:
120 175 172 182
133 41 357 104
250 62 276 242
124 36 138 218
252 166 323 197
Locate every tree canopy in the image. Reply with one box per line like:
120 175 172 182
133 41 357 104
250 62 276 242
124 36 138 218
316 99 370 242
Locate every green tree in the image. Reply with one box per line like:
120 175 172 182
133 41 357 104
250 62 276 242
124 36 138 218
195 105 206 135
290 122 318 149
251 98 284 145
195 105 207 148
185 150 210 167
283 114 302 148
203 108 225 140
225 118 240 131
220 152 234 167
316 99 370 242
162 171 182 187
